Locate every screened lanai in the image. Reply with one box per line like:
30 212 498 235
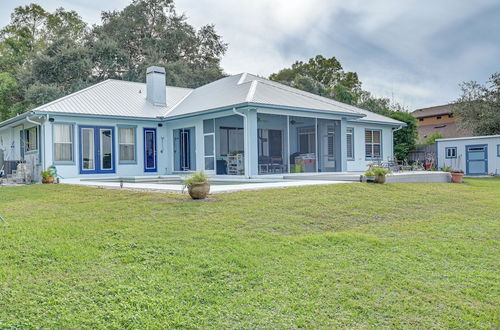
256 113 342 175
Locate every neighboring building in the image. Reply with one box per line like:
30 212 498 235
436 135 500 176
0 67 404 181
412 104 471 142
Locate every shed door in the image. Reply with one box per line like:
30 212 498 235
466 145 488 175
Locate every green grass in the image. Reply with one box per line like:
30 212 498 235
0 179 499 328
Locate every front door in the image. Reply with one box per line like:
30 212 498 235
79 126 115 174
144 128 157 172
466 144 488 175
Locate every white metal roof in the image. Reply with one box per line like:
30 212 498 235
20 72 403 126
32 79 192 119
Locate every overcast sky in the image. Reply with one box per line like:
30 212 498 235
2 0 500 110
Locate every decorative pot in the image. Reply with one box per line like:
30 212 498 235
374 175 386 184
451 172 464 183
42 177 54 184
365 176 375 183
187 182 210 199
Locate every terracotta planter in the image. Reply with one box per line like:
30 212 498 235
374 175 386 184
187 182 210 199
42 177 54 184
451 172 464 183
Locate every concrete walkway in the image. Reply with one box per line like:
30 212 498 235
60 178 349 193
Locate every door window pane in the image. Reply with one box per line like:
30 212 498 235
82 128 94 170
100 129 112 170
205 156 214 170
145 130 156 169
204 135 214 156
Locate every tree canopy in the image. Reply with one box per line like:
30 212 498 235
0 0 227 120
452 73 500 136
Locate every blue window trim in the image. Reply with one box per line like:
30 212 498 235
52 122 76 165
364 128 383 160
143 128 157 173
445 147 457 159
497 144 500 157
117 125 138 165
347 127 354 161
465 144 488 176
78 125 116 175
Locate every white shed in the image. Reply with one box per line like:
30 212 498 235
436 135 500 176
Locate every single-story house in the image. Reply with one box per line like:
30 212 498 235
0 66 405 181
436 135 500 176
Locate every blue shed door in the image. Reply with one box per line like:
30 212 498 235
466 145 488 175
144 128 157 172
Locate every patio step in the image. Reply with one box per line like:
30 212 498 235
283 173 362 182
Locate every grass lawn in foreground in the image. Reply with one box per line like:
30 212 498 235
0 178 499 328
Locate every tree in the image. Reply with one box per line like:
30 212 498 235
269 55 362 104
0 72 19 120
90 0 227 84
390 111 418 160
0 0 228 120
453 73 500 135
424 132 445 145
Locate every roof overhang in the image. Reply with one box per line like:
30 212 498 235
164 102 366 121
0 112 30 130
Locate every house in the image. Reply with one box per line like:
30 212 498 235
436 135 500 176
0 67 405 181
412 104 471 142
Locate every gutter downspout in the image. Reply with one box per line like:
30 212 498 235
232 108 250 178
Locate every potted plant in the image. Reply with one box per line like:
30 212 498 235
40 169 55 184
183 171 210 199
364 170 375 182
450 169 464 183
372 166 391 184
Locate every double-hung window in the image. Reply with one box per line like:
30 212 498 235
445 147 457 159
365 129 381 159
53 124 73 162
346 127 354 160
118 126 136 163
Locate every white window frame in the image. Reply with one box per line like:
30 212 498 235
118 126 137 164
53 123 74 164
365 129 382 160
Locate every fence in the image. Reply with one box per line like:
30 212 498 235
408 144 437 162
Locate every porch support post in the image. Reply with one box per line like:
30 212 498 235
195 120 204 172
340 117 347 172
246 108 259 177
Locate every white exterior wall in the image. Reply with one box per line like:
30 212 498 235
45 115 166 179
2 109 400 179
437 136 500 176
346 122 395 172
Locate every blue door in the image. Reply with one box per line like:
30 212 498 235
79 126 115 174
466 144 488 175
144 128 157 172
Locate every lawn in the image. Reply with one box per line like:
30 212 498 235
0 179 499 328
